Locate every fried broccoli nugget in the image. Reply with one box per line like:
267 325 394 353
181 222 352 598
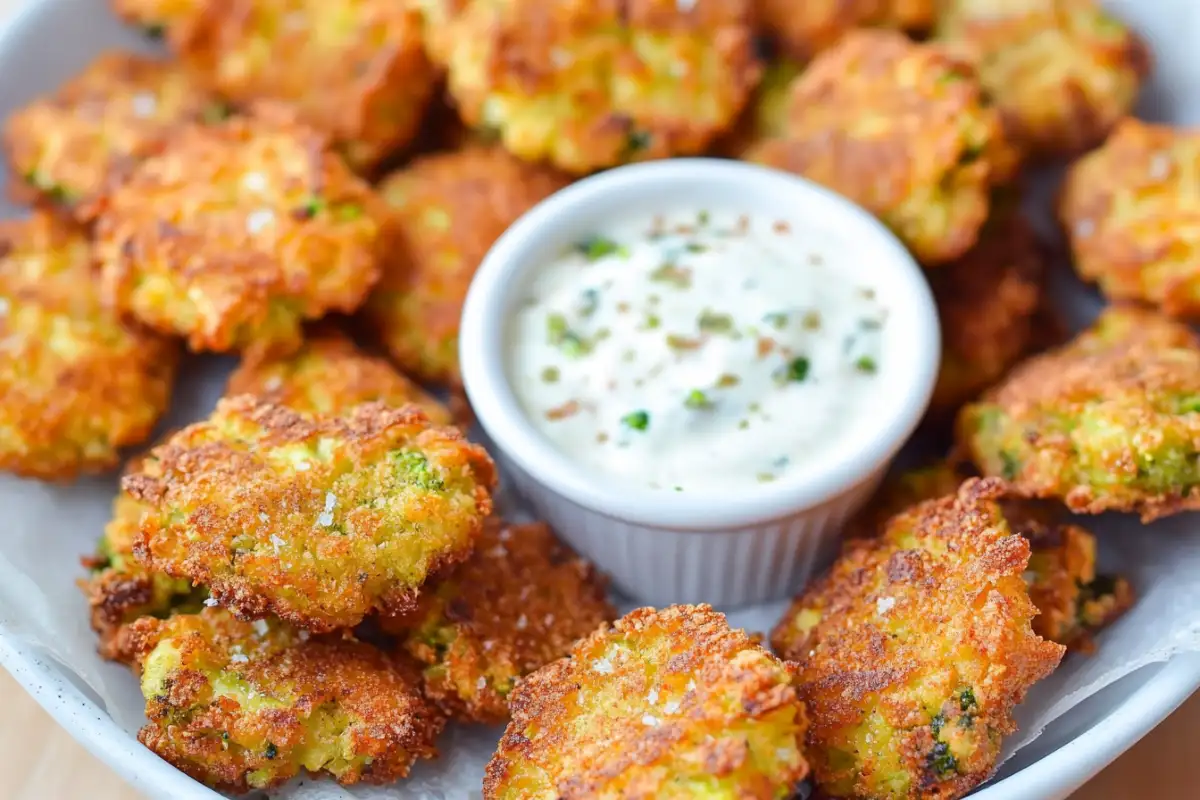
170 0 436 170
3 51 220 221
110 0 207 45
772 479 1064 800
928 211 1045 414
81 455 207 664
754 0 934 61
747 30 1014 265
225 327 451 425
129 608 443 792
417 0 760 174
936 0 1149 158
957 307 1200 521
364 145 569 384
0 212 177 480
1059 119 1200 317
484 604 808 800
94 107 385 357
845 462 1134 651
382 518 616 723
123 396 496 632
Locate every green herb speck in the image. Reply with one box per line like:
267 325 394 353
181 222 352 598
960 688 977 712
685 242 708 254
641 314 661 330
697 210 710 226
802 311 823 331
334 203 363 222
264 743 278 760
575 236 626 261
717 373 740 388
763 312 789 330
697 309 734 333
540 366 560 384
626 130 653 154
546 313 568 344
622 410 650 431
928 742 957 776
775 357 810 384
756 473 776 483
649 263 692 289
578 288 600 317
855 355 877 374
684 389 712 410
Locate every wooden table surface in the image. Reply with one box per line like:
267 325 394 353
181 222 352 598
0 0 1197 797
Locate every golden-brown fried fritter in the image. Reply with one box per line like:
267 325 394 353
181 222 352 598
936 0 1149 158
0 212 177 481
3 51 220 221
129 608 443 793
416 0 761 174
80 453 207 664
94 107 385 357
169 0 437 170
225 327 451 425
484 604 809 800
747 30 1015 265
382 518 616 724
957 307 1200 521
772 479 1064 800
928 210 1046 414
754 0 934 61
364 145 570 384
1059 118 1200 317
123 395 496 632
844 462 1134 651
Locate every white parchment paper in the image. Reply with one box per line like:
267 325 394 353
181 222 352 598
2 1 1200 798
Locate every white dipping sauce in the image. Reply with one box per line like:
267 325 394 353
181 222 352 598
507 210 888 492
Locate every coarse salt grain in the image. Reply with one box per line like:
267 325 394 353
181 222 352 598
270 534 286 552
252 619 269 636
477 677 487 690
516 614 528 630
203 597 219 607
259 512 269 523
1075 218 1095 238
663 700 681 714
0 298 8 316
676 0 697 11
246 208 275 235
130 92 157 118
876 596 896 615
242 172 268 193
1149 152 1172 180
686 679 696 692
229 653 249 664
642 713 659 726
592 657 613 674
647 688 659 705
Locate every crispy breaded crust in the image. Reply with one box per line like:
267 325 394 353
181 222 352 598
94 107 385 357
929 211 1045 414
484 604 809 800
3 51 218 221
225 326 452 424
754 0 934 61
936 0 1149 158
843 462 1134 652
420 0 761 173
124 396 496 632
365 144 569 383
0 212 177 480
1059 118 1200 316
383 518 616 723
747 30 1014 265
772 479 1063 800
110 0 208 47
957 307 1200 521
130 609 443 792
174 0 436 169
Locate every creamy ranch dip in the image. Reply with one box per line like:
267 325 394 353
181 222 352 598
507 210 887 492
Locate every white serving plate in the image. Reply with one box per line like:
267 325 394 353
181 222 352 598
2 1 1200 799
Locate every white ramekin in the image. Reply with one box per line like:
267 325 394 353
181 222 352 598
459 158 940 607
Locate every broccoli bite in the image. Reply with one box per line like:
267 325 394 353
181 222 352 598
484 604 809 800
383 518 616 723
957 307 1200 521
94 107 385 357
845 462 1134 651
747 30 1016 265
0 212 177 480
123 395 496 632
754 0 934 61
3 51 220 221
364 144 570 384
936 0 1149 157
414 0 761 174
772 479 1064 800
928 210 1046 414
1059 118 1200 317
129 608 443 792
168 0 436 169
225 326 452 424
81 455 207 664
